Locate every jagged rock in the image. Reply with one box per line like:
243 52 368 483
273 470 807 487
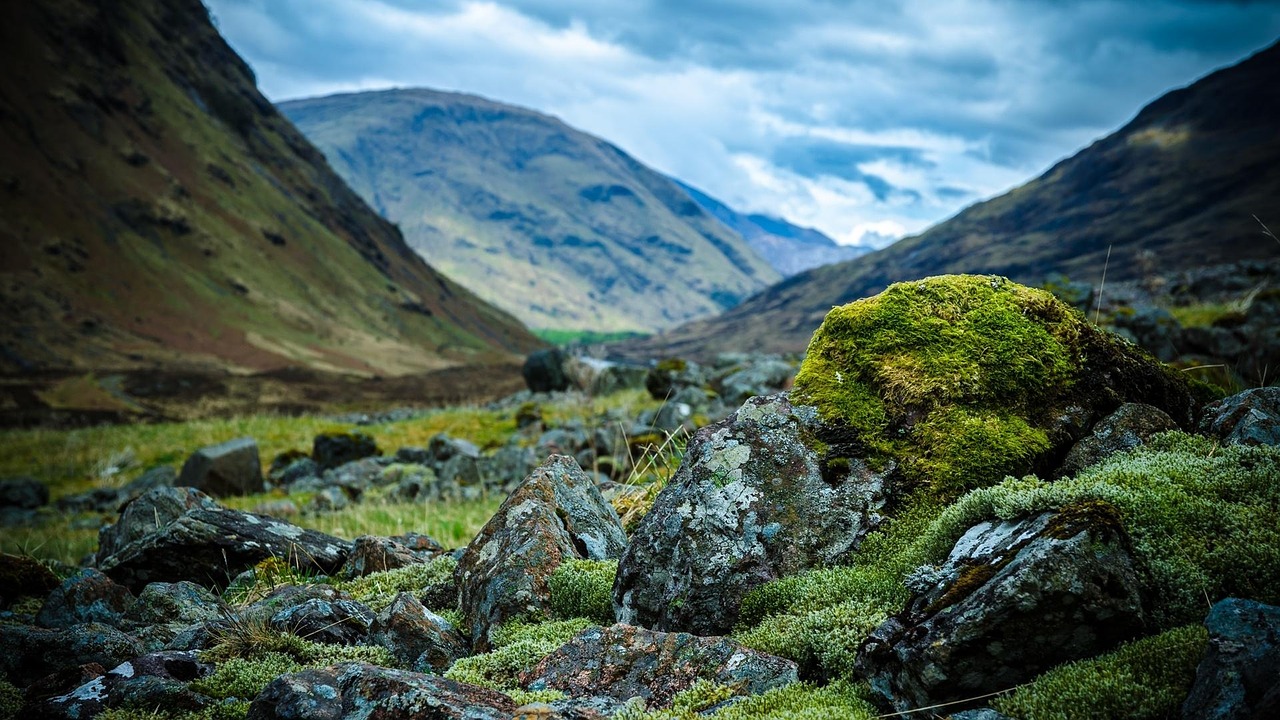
524 348 570 393
96 488 351 591
340 535 433 578
22 662 107 706
271 597 375 645
0 622 143 685
1182 598 1280 720
37 568 135 628
97 486 219 560
615 394 892 635
1199 387 1280 447
0 552 60 607
369 592 467 672
31 651 213 719
0 475 48 509
522 623 798 709
120 581 222 651
456 455 627 650
1055 402 1179 478
313 432 379 471
857 508 1148 713
176 436 263 497
247 662 515 720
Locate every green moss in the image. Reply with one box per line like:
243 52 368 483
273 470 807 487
0 675 20 720
670 679 737 712
792 275 1089 498
204 618 395 667
991 624 1209 720
191 652 303 701
509 689 567 705
548 558 617 624
444 617 593 692
610 679 877 720
97 701 250 720
334 555 457 612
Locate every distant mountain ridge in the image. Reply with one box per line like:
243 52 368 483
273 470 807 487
0 0 540 376
674 180 873 276
615 40 1280 360
280 90 781 334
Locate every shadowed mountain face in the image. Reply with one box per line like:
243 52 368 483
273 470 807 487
616 40 1280 360
0 0 540 376
280 90 781 335
675 180 873 277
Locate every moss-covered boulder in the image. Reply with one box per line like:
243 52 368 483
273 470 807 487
792 274 1197 498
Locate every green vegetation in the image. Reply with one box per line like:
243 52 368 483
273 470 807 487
190 652 302 701
612 679 878 719
992 625 1209 720
444 617 594 692
0 675 20 720
333 555 459 612
533 329 650 346
548 558 618 624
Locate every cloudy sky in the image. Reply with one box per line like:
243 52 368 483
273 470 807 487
206 0 1280 247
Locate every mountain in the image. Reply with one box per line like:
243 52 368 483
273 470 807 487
0 0 540 378
675 180 873 276
616 40 1280 360
279 90 781 335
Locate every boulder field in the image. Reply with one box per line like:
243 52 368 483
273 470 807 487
1 275 1278 720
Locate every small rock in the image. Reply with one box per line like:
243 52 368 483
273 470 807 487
253 499 301 518
1182 598 1280 720
32 651 213 719
1055 402 1179 478
313 432 379 471
369 592 467 672
37 568 136 628
395 446 431 464
0 552 60 607
306 486 350 513
0 622 143 685
268 453 320 488
177 436 263 497
0 476 48 509
340 535 436 578
1199 387 1280 447
121 581 223 648
270 598 375 645
524 348 570 393
22 662 107 705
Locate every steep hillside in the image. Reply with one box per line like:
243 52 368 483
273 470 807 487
676 180 872 276
280 90 781 334
0 0 540 378
619 40 1280 359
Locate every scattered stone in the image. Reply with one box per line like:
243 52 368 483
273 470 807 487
0 622 143 685
858 508 1148 713
270 597 375 645
395 446 431 464
1055 402 1179 478
615 394 892 635
369 592 467 673
268 452 320 488
340 535 434 578
177 436 263 497
645 358 706 401
32 651 213 719
0 552 60 607
247 662 516 720
429 434 482 464
313 432 379 471
37 568 135 628
120 581 222 651
1199 387 1280 447
0 475 48 509
713 358 794 406
524 348 570 393
22 662 106 705
456 455 627 650
306 485 351 513
523 623 798 709
1182 598 1280 720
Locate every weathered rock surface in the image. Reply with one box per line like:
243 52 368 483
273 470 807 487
1054 402 1179 478
313 432 379 471
31 651 213 720
857 508 1148 713
271 597 376 645
1182 598 1280 720
522 623 798 708
0 622 143 685
120 580 222 651
1199 387 1280 447
340 535 435 578
96 488 351 591
37 568 135 628
177 436 263 497
615 393 892 635
456 455 627 650
247 662 515 720
369 592 467 672
96 486 220 560
0 552 60 606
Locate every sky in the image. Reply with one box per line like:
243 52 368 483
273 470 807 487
206 0 1280 248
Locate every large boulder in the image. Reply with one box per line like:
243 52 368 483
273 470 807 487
523 348 570 393
96 488 351 591
36 568 135 628
522 623 798 709
1199 387 1280 447
615 393 892 635
247 662 515 720
176 437 263 497
1054 402 1178 478
857 507 1149 713
1182 598 1280 720
455 455 626 650
0 622 143 685
96 486 219 559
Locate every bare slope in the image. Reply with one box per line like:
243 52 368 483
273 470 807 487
0 0 540 376
280 90 781 334
618 40 1280 359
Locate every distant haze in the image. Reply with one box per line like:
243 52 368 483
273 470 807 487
208 0 1280 248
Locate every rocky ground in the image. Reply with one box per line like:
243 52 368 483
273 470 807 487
1 275 1278 720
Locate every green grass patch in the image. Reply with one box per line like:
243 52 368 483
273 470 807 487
443 617 594 692
532 329 650 346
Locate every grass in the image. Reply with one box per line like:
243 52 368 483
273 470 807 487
532 329 650 346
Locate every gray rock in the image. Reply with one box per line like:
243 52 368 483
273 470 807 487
369 592 467 673
312 432 379 471
270 598 375 645
858 508 1149 713
0 622 143 685
339 535 436 578
523 348 570 393
455 455 627 650
714 359 794 406
177 437 263 497
429 434 482 465
522 623 798 709
645 359 707 401
615 393 891 635
247 662 515 720
37 568 135 628
96 488 351 592
0 476 48 509
121 581 222 651
484 444 540 493
1182 598 1280 720
395 446 431 465
1199 387 1280 447
32 651 213 719
563 356 647 396
950 710 1017 720
96 487 220 560
1055 402 1179 478
56 465 177 514
306 486 351 513
268 454 320 488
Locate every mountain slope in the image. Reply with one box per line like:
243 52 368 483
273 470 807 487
619 40 1280 359
675 180 872 276
280 90 781 334
0 0 540 377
